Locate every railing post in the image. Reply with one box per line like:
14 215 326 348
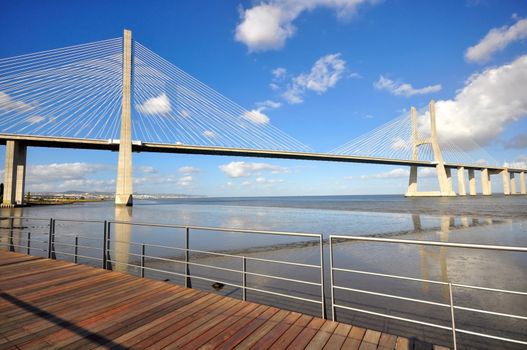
74 235 78 264
27 231 31 254
102 220 108 269
319 234 327 319
9 217 14 252
51 219 56 259
47 218 53 259
141 243 145 278
449 282 457 350
329 236 336 321
185 227 192 288
242 256 247 301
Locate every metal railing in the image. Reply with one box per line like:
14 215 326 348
329 235 527 350
0 216 326 318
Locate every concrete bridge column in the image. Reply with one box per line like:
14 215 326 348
520 172 526 194
406 166 418 196
115 29 133 206
457 167 466 196
2 140 27 206
510 172 517 195
481 169 491 195
501 169 510 195
468 169 477 195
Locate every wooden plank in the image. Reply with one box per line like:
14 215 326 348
395 337 410 350
0 278 147 346
175 302 261 349
433 346 450 350
358 342 379 350
0 273 138 331
269 314 313 349
341 326 366 350
323 323 352 349
145 297 244 349
362 329 382 344
84 287 199 350
200 305 276 350
109 293 221 348
34 283 178 349
232 309 290 349
378 332 397 349
250 312 302 350
0 276 145 343
285 317 325 350
305 320 339 350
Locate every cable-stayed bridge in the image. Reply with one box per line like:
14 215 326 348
0 30 525 206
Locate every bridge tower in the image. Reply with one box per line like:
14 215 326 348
115 29 134 206
405 100 456 197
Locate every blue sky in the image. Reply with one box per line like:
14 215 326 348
1 0 527 196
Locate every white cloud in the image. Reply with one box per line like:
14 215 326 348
139 166 158 174
361 168 410 179
243 109 270 124
219 161 287 178
269 83 280 91
0 91 33 112
465 18 527 63
179 166 200 174
272 67 287 79
28 163 111 181
374 76 442 97
255 176 284 184
504 155 527 169
24 162 114 192
235 0 376 52
256 100 282 109
203 130 216 138
391 137 411 151
178 175 193 187
136 93 171 115
283 53 346 104
430 54 527 148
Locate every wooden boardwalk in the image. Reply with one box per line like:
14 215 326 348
0 251 448 349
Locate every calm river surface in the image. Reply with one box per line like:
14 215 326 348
1 195 526 349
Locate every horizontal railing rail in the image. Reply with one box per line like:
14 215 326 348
329 235 527 350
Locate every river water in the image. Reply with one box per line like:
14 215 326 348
1 195 526 349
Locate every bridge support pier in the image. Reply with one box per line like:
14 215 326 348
509 172 517 195
115 29 133 206
2 140 27 206
481 169 491 195
405 166 418 196
457 167 466 196
468 169 477 195
521 172 526 194
501 169 510 195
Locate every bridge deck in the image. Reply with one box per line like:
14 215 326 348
0 251 449 350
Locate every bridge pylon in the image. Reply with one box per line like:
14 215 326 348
405 100 456 197
115 29 134 206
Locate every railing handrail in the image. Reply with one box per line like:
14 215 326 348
330 234 527 252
